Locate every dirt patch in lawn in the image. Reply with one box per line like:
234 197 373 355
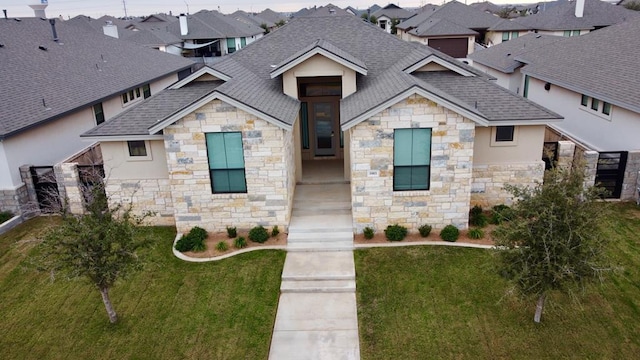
354 226 496 246
182 232 287 258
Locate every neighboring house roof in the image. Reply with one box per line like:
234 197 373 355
66 15 131 33
517 17 640 113
487 18 531 31
125 27 183 47
469 34 565 73
0 17 194 140
398 0 502 33
168 10 264 40
258 8 287 24
231 10 275 29
409 18 479 36
371 4 415 20
83 13 561 138
517 0 639 31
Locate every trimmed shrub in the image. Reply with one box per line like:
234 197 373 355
418 224 432 237
174 226 208 252
491 204 515 224
440 225 459 242
226 226 237 238
384 224 408 241
469 205 489 228
215 241 228 251
248 225 269 243
468 228 485 239
363 227 375 240
271 225 280 238
234 236 247 249
0 210 14 224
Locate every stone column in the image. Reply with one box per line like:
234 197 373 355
557 140 576 169
582 150 598 189
58 163 85 214
621 150 640 201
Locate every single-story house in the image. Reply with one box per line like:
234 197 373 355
82 10 562 234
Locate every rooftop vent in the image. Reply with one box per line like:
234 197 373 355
38 45 47 51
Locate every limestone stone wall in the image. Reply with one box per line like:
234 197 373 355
0 185 28 215
105 178 175 226
163 99 293 234
471 162 545 207
350 94 474 232
56 163 84 215
621 150 640 201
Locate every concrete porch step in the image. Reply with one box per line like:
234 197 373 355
293 201 352 210
292 208 351 217
282 251 355 280
297 179 350 185
280 279 356 293
289 214 353 231
287 231 354 242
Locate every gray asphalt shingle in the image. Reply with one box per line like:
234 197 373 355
0 17 194 139
470 34 566 73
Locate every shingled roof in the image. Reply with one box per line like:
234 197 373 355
0 17 194 140
166 10 263 40
398 0 502 34
517 18 640 113
83 12 561 138
469 34 566 73
517 0 639 31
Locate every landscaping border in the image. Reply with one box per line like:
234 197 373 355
0 215 23 236
172 233 287 262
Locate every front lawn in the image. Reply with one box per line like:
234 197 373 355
355 202 640 359
0 218 285 359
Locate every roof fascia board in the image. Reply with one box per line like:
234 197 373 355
148 92 291 134
520 70 640 114
404 55 475 76
81 135 166 141
342 87 490 131
170 67 231 89
270 47 367 78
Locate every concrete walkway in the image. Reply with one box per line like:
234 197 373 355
269 183 360 360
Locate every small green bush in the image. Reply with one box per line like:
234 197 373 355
468 228 484 239
271 225 280 237
491 204 515 224
418 224 432 237
175 226 208 252
0 210 14 224
226 226 237 238
469 205 489 227
248 225 269 243
363 227 375 240
440 225 459 242
234 236 247 249
384 224 408 241
216 241 228 251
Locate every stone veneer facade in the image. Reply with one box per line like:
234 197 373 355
105 179 175 226
470 163 545 207
350 94 474 232
163 99 295 234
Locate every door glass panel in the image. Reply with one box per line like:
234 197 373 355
314 102 334 155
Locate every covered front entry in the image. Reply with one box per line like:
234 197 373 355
296 76 350 184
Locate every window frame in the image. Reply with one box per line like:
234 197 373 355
205 132 248 194
124 140 152 161
490 126 518 147
93 103 105 125
393 128 431 192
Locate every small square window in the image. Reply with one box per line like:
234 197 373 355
127 141 148 157
581 94 589 107
129 90 135 101
135 88 141 98
591 98 600 111
563 30 571 37
93 103 105 125
602 102 612 115
572 30 580 36
511 31 519 39
122 93 129 104
495 126 515 142
502 32 509 41
143 84 151 98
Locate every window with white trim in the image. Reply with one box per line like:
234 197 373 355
393 128 431 191
580 94 612 118
491 126 518 146
206 132 247 194
125 140 152 161
121 84 151 106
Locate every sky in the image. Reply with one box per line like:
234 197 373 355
1 0 541 19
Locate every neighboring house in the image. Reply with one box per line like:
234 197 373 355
82 12 561 235
516 0 639 36
484 18 532 47
231 10 276 33
168 10 264 59
370 4 415 33
470 20 640 200
257 8 288 25
0 17 194 215
396 1 507 58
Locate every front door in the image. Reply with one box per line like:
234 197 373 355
312 101 337 156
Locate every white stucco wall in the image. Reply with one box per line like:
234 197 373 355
473 125 546 164
281 54 357 99
526 76 640 152
101 140 170 179
470 63 523 94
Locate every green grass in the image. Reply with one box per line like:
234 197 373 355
355 202 640 359
0 217 286 360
